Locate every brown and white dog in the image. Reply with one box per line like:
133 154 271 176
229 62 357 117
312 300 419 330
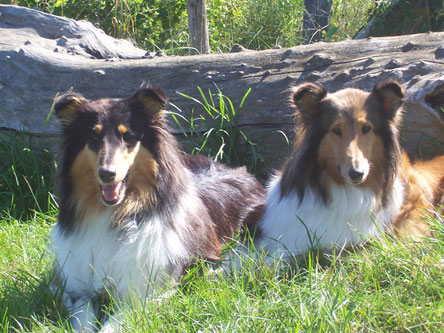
51 87 265 331
255 81 444 260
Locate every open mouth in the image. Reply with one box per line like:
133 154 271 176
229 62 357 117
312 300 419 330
99 174 128 206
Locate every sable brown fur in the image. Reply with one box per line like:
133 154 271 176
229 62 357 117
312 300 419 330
283 80 444 237
395 153 444 236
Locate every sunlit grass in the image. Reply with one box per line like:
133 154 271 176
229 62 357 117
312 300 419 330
1 207 443 332
170 86 266 175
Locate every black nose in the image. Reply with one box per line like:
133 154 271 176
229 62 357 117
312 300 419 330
348 168 364 182
98 167 116 183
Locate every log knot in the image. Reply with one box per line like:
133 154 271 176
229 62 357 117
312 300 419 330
304 53 335 70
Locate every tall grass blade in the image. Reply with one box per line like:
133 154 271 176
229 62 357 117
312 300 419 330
172 86 265 174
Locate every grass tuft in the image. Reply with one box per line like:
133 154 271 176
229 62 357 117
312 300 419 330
170 86 266 175
0 132 56 220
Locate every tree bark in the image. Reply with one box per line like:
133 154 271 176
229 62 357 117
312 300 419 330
303 0 332 43
187 0 210 54
1 5 443 169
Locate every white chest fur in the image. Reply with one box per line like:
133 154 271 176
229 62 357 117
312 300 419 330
257 175 404 259
51 204 191 297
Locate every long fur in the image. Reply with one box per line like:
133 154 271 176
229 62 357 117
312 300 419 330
256 81 444 260
51 87 265 331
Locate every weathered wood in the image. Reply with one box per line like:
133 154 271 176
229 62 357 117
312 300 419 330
1 5 443 170
0 5 148 59
187 0 210 54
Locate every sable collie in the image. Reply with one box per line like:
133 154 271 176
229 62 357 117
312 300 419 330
51 87 265 331
256 80 444 259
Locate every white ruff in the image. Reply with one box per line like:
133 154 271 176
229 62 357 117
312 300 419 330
256 175 404 259
51 185 199 300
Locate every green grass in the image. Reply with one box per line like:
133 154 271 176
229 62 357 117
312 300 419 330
0 133 56 220
170 86 266 175
1 209 443 332
0 216 65 332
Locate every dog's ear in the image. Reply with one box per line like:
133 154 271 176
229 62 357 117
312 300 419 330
372 80 405 122
132 87 167 116
54 93 87 126
291 83 327 123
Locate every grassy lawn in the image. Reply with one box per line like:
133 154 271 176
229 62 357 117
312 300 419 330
0 187 443 331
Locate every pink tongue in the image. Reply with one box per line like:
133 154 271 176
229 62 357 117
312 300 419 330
101 183 121 202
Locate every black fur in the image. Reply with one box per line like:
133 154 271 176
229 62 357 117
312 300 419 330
54 87 266 260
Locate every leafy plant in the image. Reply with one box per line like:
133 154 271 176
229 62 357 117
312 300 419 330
207 0 306 52
323 0 377 41
9 0 189 53
8 0 444 52
169 86 265 174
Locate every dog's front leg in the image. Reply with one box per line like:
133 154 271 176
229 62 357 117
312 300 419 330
66 293 99 332
99 310 123 333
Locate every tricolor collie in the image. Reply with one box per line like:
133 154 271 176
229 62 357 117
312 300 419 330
256 80 444 260
51 87 265 331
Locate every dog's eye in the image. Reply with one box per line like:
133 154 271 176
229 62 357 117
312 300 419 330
362 124 372 134
122 132 136 144
332 128 342 136
90 133 101 142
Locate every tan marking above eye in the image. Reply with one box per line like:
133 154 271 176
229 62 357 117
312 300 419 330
117 124 128 135
93 124 103 134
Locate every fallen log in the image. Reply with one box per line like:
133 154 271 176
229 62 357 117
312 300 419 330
1 5 443 170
